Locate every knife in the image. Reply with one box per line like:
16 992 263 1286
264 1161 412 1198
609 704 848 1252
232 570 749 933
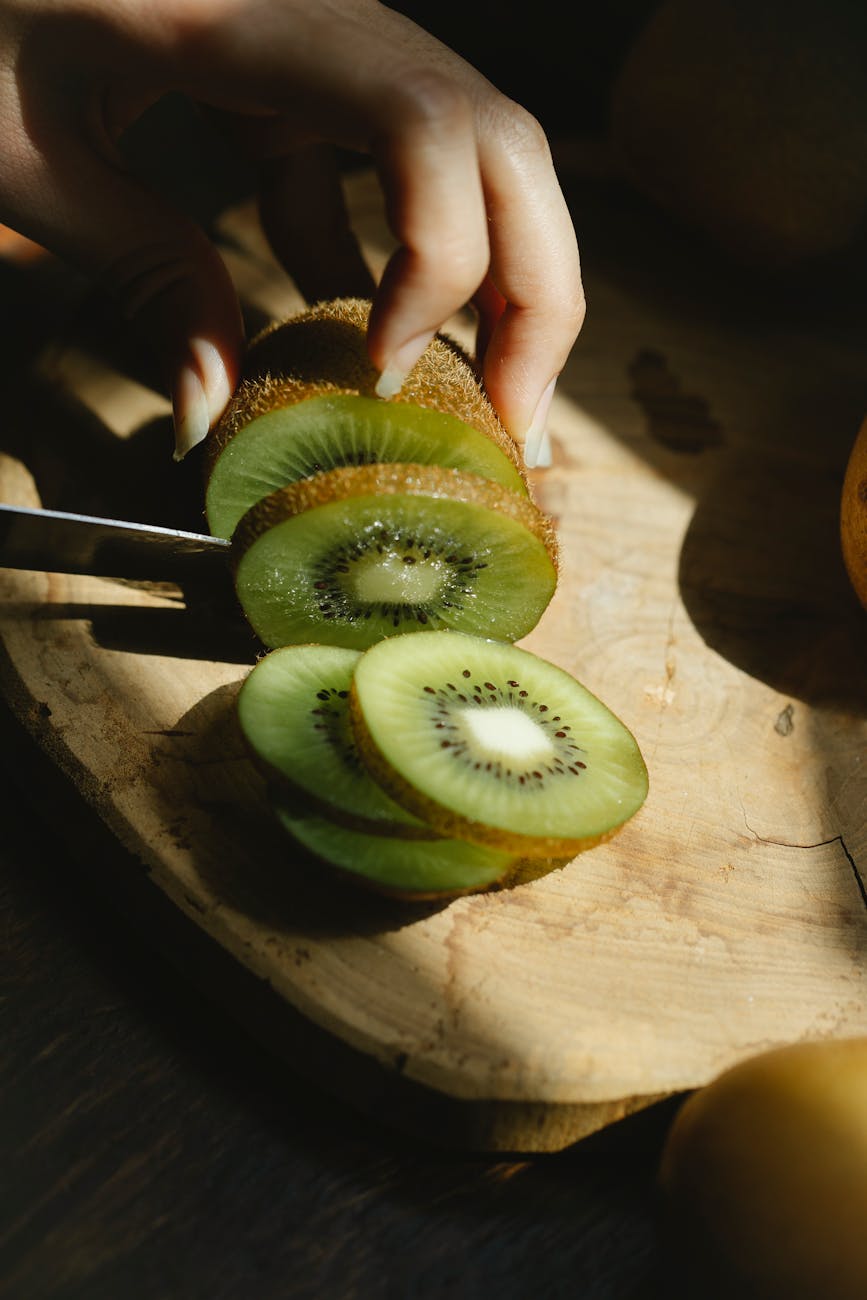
0 502 231 585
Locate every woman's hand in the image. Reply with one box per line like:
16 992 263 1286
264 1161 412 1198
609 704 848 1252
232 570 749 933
1 0 584 464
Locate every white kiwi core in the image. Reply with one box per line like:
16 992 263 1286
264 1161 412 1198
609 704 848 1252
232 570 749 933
350 552 446 604
459 705 554 763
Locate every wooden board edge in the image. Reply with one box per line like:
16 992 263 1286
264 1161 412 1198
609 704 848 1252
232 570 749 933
0 649 678 1153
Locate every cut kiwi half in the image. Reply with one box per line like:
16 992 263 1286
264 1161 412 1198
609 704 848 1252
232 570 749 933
232 464 558 651
271 800 516 900
206 297 527 539
237 644 433 837
350 631 649 857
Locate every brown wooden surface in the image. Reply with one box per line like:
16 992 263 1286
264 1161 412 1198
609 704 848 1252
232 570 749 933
0 157 866 1156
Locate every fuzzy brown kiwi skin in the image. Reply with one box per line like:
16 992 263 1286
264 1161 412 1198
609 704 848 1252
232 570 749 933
229 462 560 570
206 297 527 490
841 414 867 612
347 681 625 860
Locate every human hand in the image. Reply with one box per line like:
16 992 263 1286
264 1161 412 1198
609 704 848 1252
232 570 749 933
1 0 584 466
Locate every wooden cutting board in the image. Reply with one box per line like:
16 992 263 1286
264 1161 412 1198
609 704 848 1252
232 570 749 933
1 162 866 1153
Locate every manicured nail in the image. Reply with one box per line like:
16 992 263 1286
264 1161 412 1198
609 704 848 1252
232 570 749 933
523 379 557 469
375 331 434 399
190 337 232 424
534 429 553 468
172 365 210 461
172 340 232 461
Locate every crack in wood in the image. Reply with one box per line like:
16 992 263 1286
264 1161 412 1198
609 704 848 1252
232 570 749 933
740 807 867 915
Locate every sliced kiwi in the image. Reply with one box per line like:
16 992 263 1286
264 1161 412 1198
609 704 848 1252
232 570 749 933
206 297 527 539
237 644 434 837
232 464 558 651
205 393 528 540
272 799 516 900
350 630 649 857
215 297 511 452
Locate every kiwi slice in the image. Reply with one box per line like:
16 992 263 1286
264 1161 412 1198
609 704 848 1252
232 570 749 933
205 394 528 540
237 643 432 837
272 800 516 900
232 464 558 651
206 297 527 539
350 631 649 857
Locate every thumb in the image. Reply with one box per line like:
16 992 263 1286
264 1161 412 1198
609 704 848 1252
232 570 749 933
8 126 244 460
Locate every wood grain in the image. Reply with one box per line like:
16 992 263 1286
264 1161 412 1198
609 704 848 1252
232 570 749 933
1 164 865 1152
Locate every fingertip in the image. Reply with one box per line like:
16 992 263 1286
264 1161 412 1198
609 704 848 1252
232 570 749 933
172 364 210 462
172 336 238 461
373 329 436 398
189 336 234 425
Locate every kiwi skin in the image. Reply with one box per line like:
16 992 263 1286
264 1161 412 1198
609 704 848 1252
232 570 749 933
207 297 526 489
230 462 559 567
841 415 867 612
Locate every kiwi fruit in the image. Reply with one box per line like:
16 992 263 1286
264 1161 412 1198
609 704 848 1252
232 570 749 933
206 297 527 539
349 630 649 857
237 643 434 837
206 394 528 540
272 799 516 900
841 414 867 612
231 463 558 651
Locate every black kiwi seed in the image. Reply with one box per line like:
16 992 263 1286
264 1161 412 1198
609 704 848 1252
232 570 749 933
232 463 558 652
414 673 590 788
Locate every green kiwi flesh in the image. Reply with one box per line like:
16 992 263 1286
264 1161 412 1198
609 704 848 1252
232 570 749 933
232 464 558 651
206 394 528 540
350 631 649 856
271 799 516 899
237 644 433 837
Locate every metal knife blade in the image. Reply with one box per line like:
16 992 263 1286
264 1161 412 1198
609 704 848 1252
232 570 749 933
0 502 231 585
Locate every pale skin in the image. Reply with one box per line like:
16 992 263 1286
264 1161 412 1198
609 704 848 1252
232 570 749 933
0 0 585 467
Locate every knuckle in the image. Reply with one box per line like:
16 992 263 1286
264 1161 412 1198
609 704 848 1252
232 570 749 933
416 236 488 294
488 99 550 163
394 70 473 132
565 286 587 332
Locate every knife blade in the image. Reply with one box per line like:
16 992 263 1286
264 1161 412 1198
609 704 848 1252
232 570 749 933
0 502 231 585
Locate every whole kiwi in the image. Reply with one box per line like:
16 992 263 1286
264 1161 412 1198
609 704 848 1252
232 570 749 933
841 416 867 612
609 0 867 273
658 1037 867 1299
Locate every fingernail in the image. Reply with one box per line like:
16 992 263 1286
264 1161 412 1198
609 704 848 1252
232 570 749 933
172 365 210 462
523 379 557 469
190 337 232 424
534 429 553 468
172 339 232 461
375 331 434 399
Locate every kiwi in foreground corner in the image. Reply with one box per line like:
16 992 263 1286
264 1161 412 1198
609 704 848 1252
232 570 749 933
237 643 434 838
231 463 558 651
349 630 648 857
206 297 527 539
658 1037 867 1300
841 414 867 612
